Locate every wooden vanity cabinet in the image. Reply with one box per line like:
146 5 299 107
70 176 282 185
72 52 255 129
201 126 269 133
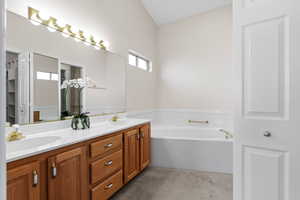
7 161 40 200
124 129 141 183
124 124 151 183
140 124 151 171
48 147 88 200
7 123 151 200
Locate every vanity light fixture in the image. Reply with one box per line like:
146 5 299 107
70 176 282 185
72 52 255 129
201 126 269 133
28 7 109 50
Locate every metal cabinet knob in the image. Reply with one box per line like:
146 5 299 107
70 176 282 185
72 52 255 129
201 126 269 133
105 160 113 166
264 131 272 137
104 143 113 148
33 170 39 187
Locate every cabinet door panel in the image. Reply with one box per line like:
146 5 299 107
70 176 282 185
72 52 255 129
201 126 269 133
7 162 40 200
124 129 140 183
140 125 151 171
48 147 87 200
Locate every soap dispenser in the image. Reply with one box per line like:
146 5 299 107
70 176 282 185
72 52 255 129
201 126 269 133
7 124 25 142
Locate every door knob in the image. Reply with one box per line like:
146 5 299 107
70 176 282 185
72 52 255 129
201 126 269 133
264 131 272 137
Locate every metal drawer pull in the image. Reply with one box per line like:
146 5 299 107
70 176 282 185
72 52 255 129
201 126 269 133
105 183 113 190
105 160 113 166
264 131 272 137
52 163 57 178
33 170 39 186
105 143 113 148
141 131 144 139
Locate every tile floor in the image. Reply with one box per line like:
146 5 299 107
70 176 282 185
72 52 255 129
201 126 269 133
111 167 233 200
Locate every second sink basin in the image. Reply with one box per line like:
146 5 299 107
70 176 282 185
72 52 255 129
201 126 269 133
6 136 61 153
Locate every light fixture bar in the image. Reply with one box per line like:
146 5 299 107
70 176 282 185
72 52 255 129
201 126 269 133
28 7 109 50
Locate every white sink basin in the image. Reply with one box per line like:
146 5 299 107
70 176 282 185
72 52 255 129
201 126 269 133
107 119 129 126
6 136 61 153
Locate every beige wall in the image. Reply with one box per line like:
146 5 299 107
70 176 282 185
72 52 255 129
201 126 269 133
157 6 233 112
7 1 233 112
7 0 158 112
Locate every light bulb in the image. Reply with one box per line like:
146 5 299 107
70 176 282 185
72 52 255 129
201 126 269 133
71 26 80 35
30 20 40 26
84 41 90 46
102 41 110 48
61 32 70 38
94 46 100 50
56 21 66 28
74 37 81 42
39 12 50 20
47 27 56 32
47 19 57 32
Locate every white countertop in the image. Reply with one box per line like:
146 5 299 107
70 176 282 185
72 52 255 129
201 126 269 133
6 118 150 163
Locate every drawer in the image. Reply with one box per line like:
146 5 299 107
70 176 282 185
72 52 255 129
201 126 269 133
90 134 122 158
91 170 123 200
91 150 123 184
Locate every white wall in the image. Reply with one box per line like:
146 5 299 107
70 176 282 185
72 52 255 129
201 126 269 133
157 6 233 112
0 0 6 198
7 0 158 112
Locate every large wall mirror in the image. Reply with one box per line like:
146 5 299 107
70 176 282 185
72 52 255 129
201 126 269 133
6 11 126 125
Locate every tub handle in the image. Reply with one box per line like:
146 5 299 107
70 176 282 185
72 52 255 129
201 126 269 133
188 120 209 124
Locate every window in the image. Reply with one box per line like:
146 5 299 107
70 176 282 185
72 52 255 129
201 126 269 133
36 72 59 81
128 52 152 72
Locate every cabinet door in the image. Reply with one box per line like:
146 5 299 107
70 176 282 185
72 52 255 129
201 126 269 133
124 129 140 183
140 124 151 171
48 147 87 200
7 161 40 200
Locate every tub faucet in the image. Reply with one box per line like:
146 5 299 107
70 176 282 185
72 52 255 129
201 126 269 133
219 129 233 139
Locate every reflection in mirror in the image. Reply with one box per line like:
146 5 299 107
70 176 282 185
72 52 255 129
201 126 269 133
60 64 83 119
32 53 59 123
6 10 126 126
6 52 18 125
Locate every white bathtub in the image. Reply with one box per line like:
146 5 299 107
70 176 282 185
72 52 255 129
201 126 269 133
151 127 233 174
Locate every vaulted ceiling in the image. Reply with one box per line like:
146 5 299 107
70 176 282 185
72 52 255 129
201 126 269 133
141 0 232 25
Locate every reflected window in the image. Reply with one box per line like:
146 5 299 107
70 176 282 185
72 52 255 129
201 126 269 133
51 73 59 81
36 72 59 81
36 71 50 80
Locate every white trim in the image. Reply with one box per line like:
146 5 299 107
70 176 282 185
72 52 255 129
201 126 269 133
126 109 234 116
0 0 6 199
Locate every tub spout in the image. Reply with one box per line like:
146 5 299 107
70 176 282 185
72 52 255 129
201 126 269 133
219 129 233 139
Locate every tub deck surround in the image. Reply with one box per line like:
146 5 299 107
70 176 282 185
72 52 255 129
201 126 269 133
6 118 150 162
151 126 233 174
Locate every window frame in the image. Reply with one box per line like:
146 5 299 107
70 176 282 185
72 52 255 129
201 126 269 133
128 52 152 72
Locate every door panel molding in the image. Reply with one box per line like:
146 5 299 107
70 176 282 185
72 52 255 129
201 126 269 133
242 146 289 200
242 16 289 120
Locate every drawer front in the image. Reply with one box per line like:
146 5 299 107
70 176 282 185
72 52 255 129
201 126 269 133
90 134 123 158
91 150 123 184
92 170 123 200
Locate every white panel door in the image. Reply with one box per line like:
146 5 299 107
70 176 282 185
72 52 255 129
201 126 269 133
234 0 300 199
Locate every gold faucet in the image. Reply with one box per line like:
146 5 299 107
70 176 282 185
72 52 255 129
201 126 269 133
111 115 119 122
7 125 25 142
219 129 234 139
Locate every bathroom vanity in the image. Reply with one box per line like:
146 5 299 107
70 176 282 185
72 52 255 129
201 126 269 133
6 121 151 200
